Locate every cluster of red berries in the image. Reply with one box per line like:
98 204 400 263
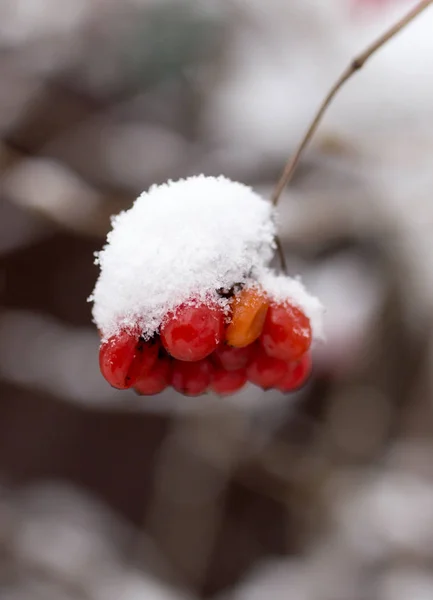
99 287 312 396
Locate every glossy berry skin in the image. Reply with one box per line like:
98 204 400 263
212 343 253 371
134 355 171 396
211 367 247 396
246 346 287 390
225 287 269 348
136 337 161 377
161 301 225 361
171 359 211 396
277 353 312 392
261 302 312 362
99 331 158 390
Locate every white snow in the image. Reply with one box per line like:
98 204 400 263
90 175 323 341
258 270 325 340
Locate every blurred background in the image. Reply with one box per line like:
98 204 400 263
1 0 433 598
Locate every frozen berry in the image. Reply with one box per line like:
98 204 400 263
277 353 312 392
136 337 160 377
161 301 224 362
171 359 211 396
212 343 253 371
225 287 269 348
246 346 287 390
99 330 158 390
211 367 247 396
261 302 311 362
134 355 171 395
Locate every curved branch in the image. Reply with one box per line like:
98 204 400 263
271 0 433 206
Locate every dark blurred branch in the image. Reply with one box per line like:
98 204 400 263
271 0 433 206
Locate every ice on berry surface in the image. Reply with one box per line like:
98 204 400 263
90 175 276 339
257 269 325 341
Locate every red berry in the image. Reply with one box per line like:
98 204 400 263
246 346 287 389
161 301 224 362
171 359 211 396
211 367 247 396
212 343 253 371
261 302 311 362
99 330 158 390
134 355 171 396
277 353 312 392
136 337 160 377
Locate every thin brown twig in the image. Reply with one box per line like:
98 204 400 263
271 0 433 206
275 235 288 273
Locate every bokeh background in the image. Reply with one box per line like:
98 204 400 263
1 0 433 598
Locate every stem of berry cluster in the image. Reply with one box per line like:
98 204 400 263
275 236 288 272
271 0 433 207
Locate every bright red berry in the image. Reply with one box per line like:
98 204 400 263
171 359 211 396
261 302 311 362
212 343 253 371
211 367 247 396
246 346 287 390
277 353 312 392
161 301 225 361
99 330 158 390
134 355 171 396
136 337 160 377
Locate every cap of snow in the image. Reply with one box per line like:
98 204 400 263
90 175 276 339
90 175 324 341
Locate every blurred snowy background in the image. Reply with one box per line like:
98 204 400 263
1 0 433 598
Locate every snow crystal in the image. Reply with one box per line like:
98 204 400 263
257 270 325 340
90 175 324 341
91 175 275 339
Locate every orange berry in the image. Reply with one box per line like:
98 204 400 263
225 287 269 348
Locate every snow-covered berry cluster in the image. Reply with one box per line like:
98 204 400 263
90 176 323 397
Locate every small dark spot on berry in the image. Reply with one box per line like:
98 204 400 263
217 282 244 298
